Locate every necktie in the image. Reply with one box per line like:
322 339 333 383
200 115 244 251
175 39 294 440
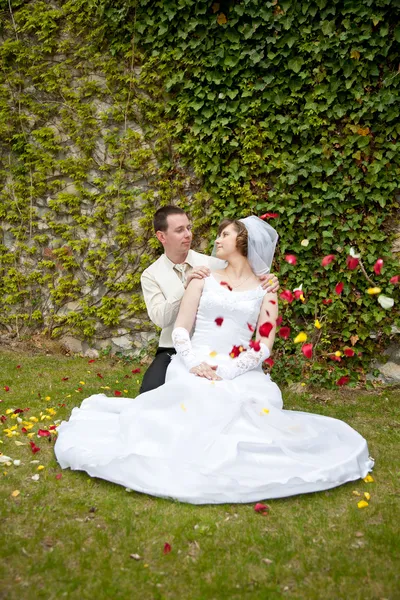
174 263 188 286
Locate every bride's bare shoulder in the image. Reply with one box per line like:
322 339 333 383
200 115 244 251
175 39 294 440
212 269 227 280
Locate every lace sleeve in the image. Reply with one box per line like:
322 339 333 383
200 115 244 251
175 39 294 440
216 343 270 380
171 327 200 371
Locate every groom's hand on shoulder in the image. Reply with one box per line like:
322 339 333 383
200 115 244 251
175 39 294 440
185 266 211 288
259 273 280 293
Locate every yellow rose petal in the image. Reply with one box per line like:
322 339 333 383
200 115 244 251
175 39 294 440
357 500 368 509
180 403 187 411
37 465 45 471
123 389 128 393
294 332 307 344
366 287 381 295
11 490 20 498
364 492 371 501
335 351 342 357
363 475 374 483
314 320 322 329
352 490 361 496
45 396 51 401
262 408 270 414
209 351 218 358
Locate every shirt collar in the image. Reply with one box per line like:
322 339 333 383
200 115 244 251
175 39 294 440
164 249 195 269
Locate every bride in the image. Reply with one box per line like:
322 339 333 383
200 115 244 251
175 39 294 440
55 216 374 504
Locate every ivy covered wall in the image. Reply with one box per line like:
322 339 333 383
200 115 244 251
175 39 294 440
0 0 210 355
1 0 400 386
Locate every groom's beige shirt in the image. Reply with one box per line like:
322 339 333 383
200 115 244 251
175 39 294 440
141 249 226 348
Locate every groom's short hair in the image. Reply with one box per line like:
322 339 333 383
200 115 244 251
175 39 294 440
153 206 188 232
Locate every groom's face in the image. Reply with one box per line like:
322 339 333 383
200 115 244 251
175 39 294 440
158 214 193 253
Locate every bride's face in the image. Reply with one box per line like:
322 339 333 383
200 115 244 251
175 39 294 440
215 224 240 259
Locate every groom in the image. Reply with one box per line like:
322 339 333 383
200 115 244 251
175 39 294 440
140 206 279 393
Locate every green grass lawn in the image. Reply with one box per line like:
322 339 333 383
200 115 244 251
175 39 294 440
0 349 399 600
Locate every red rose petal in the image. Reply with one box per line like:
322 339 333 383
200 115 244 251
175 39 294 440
276 316 283 326
131 368 141 374
254 502 270 515
390 275 399 284
220 281 233 291
247 323 255 332
29 441 40 454
38 429 51 437
294 289 304 301
249 340 261 352
13 408 23 414
373 259 383 275
56 473 62 480
163 542 172 555
285 254 297 265
278 326 291 340
0 415 7 423
4 386 10 392
229 345 246 358
259 322 274 338
264 358 274 368
88 359 96 364
260 213 279 220
269 300 276 305
114 390 122 397
329 354 341 362
346 256 359 270
97 373 104 379
301 343 313 359
21 427 28 433
215 317 224 327
16 365 21 369
336 376 350 386
344 348 355 357
279 290 294 303
61 377 69 381
321 254 335 267
322 298 333 305
335 282 344 295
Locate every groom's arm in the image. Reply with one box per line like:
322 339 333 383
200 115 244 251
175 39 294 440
141 271 184 329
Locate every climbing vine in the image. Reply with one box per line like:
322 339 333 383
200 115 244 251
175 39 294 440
1 0 400 386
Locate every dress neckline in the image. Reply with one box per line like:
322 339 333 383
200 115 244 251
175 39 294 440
208 274 263 295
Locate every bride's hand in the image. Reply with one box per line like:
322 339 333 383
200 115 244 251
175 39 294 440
259 273 279 293
190 362 222 380
185 266 211 288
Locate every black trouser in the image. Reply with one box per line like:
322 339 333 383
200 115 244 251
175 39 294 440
139 347 176 394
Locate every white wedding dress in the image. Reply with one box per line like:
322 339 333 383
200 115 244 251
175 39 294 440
55 275 374 504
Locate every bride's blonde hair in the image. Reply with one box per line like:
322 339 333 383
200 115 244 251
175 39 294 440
217 219 248 257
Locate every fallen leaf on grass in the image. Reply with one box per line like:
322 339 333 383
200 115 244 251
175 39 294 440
262 558 274 565
130 553 142 560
